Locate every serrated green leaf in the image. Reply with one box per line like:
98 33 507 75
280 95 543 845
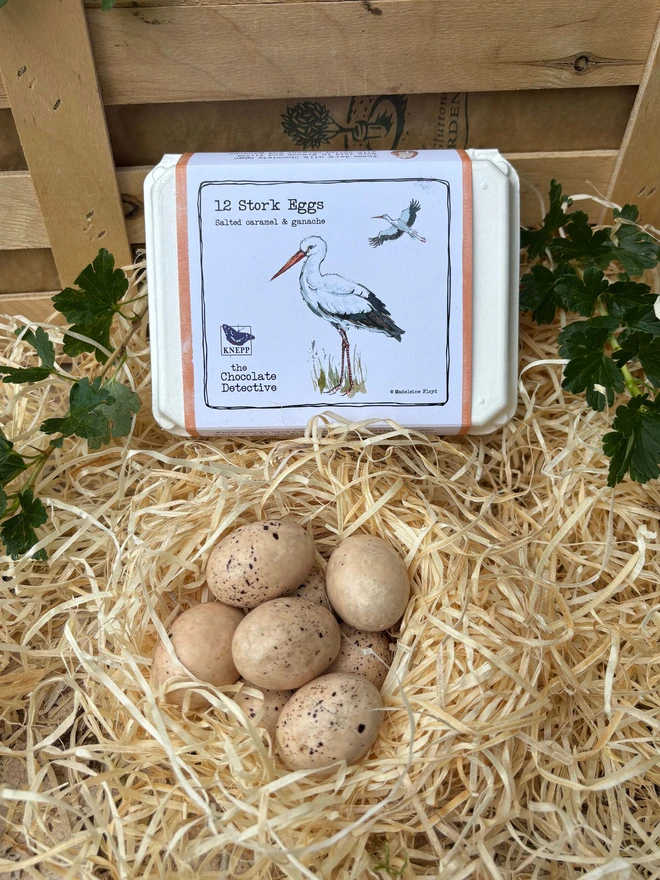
49 437 64 449
613 205 640 224
554 266 609 317
52 249 128 364
0 489 48 560
519 263 575 324
40 377 114 444
549 212 614 268
520 180 572 260
98 382 140 440
557 318 617 357
15 326 56 370
0 487 7 518
603 394 660 486
558 321 624 411
0 435 27 488
0 366 54 384
613 333 660 387
610 219 660 277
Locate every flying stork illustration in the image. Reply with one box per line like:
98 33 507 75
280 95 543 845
369 199 426 247
271 235 404 395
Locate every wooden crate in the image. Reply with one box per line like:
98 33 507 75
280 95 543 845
1 0 659 320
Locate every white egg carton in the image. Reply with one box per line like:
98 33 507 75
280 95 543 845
145 149 519 435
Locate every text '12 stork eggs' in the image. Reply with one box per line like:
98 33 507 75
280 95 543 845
326 535 410 631
151 602 244 708
276 673 383 771
206 520 315 608
231 597 341 690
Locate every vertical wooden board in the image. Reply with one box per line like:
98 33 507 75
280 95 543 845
606 18 660 226
0 0 132 285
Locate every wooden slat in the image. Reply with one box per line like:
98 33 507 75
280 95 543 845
1 0 659 110
606 18 660 227
0 291 61 323
0 168 148 250
0 0 132 285
511 151 618 225
0 152 618 254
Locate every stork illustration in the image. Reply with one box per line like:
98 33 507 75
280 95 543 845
369 199 426 247
271 235 404 395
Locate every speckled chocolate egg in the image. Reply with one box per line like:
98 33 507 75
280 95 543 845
326 535 410 631
328 624 391 689
231 597 341 690
293 570 331 610
276 673 382 771
206 521 315 608
235 683 293 733
151 602 244 708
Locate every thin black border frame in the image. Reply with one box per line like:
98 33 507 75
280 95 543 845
194 177 453 411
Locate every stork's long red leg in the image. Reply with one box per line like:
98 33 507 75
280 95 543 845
325 327 346 393
339 329 353 394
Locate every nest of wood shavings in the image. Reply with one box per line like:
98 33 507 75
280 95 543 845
2 224 660 880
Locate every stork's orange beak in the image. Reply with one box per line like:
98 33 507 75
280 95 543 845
271 249 306 281
372 215 385 219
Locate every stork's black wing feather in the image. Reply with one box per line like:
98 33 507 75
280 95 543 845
403 199 421 228
369 228 404 248
317 295 404 341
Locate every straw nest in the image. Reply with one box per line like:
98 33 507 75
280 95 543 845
2 227 660 879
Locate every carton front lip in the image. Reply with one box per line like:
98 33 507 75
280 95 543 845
271 249 306 281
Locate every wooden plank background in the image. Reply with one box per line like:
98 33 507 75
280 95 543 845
1 0 660 109
0 0 132 285
607 17 660 225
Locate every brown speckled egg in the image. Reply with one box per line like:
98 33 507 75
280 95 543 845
328 623 391 689
231 597 341 690
235 683 293 732
276 673 382 771
293 570 331 610
151 602 244 708
206 521 315 608
326 535 410 631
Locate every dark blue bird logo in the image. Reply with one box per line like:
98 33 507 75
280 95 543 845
221 324 255 346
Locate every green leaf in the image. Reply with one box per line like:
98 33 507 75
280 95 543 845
519 263 575 324
0 0 9 8
0 366 54 384
0 326 58 384
40 377 114 444
554 266 609 317
0 487 7 518
15 326 55 369
101 0 115 8
520 180 572 260
558 321 624 411
604 278 660 336
613 333 660 387
97 382 140 440
0 434 27 487
603 395 660 486
49 437 65 449
549 212 614 268
0 489 48 560
52 249 128 364
610 217 660 277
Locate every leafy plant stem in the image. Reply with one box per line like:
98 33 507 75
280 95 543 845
23 447 55 492
98 304 148 381
596 299 642 398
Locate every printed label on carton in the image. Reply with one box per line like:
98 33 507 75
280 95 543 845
176 151 472 432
